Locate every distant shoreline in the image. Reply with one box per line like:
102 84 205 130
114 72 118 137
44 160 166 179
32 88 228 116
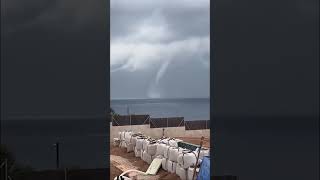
111 97 210 101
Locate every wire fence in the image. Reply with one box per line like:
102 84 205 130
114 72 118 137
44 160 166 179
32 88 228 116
111 114 210 130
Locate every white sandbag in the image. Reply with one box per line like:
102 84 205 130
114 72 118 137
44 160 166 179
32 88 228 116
134 147 141 158
187 167 200 180
160 138 169 145
125 134 132 145
163 146 171 159
168 139 178 147
135 138 144 150
124 131 132 143
120 131 126 141
118 132 122 140
177 150 197 169
155 143 167 156
142 139 150 151
169 147 183 162
161 158 168 171
167 160 177 173
126 143 134 153
142 150 153 164
196 148 210 160
176 164 187 180
146 142 157 156
130 135 140 147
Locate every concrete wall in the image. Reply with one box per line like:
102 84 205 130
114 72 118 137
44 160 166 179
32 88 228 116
110 123 210 141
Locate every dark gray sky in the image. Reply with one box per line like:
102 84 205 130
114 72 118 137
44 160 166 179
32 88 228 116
110 0 210 99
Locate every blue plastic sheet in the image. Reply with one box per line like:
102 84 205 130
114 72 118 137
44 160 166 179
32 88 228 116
197 156 210 180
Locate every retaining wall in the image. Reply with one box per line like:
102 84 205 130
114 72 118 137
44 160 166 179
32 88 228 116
110 123 210 142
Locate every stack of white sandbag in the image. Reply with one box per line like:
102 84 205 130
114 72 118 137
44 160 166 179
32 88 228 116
118 131 129 148
116 130 207 180
175 149 199 180
176 147 209 180
125 132 143 153
158 138 185 174
134 136 146 157
176 166 200 180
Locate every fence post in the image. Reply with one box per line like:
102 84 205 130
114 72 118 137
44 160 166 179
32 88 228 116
166 118 168 128
5 159 8 180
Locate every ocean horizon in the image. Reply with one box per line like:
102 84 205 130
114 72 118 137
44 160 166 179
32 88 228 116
111 97 210 121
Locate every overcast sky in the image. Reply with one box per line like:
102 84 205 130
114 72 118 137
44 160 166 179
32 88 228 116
110 0 210 99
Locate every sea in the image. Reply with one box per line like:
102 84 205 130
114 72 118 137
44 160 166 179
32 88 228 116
110 98 210 120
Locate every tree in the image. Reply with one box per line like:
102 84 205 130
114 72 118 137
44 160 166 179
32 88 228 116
0 144 34 179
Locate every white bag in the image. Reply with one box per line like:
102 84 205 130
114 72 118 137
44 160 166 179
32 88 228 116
118 132 122 140
161 158 168 171
134 146 141 158
168 139 178 147
167 160 177 173
130 135 140 147
120 131 126 141
142 139 150 151
177 150 197 169
176 164 187 180
126 143 134 153
146 142 157 156
168 147 183 162
163 146 171 159
155 143 167 156
125 133 132 145
124 131 132 142
187 167 199 180
135 138 144 150
142 150 153 164
159 138 170 144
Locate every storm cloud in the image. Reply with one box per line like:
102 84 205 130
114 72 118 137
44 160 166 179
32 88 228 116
110 0 210 99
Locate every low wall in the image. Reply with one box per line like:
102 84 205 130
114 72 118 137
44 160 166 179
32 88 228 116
110 123 210 142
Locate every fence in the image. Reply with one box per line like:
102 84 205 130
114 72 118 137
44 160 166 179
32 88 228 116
184 120 210 130
111 114 210 130
112 114 150 126
149 117 184 128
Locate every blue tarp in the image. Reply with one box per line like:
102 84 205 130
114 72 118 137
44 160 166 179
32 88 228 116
197 156 210 180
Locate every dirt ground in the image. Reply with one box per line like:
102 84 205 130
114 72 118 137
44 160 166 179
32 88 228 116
110 146 179 180
110 137 210 179
111 164 123 179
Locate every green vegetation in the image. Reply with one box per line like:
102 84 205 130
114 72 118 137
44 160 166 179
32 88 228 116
1 144 34 179
110 108 120 121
